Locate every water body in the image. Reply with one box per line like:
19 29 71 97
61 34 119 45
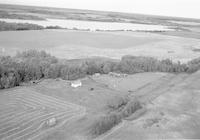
0 18 172 31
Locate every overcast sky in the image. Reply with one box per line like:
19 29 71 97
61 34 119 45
1 0 200 19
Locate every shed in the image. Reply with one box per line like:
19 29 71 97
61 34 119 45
71 80 82 88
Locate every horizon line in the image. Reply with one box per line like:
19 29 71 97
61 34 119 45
0 3 200 20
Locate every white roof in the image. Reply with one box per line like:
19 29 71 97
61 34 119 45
71 80 82 87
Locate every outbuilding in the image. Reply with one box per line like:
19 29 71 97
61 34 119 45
71 80 82 88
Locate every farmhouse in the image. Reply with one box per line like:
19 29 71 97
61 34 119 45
71 80 82 88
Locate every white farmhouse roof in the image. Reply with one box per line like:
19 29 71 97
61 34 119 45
71 80 82 88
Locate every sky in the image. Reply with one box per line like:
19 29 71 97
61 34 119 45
0 0 200 19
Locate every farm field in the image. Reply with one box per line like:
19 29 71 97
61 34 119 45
1 69 200 139
0 87 86 140
0 29 200 62
0 72 170 140
1 3 200 140
10 71 199 140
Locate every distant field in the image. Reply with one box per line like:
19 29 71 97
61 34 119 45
1 4 200 27
0 29 200 62
0 30 161 50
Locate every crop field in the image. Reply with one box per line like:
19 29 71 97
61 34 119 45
0 87 85 140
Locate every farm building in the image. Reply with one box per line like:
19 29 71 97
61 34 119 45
71 80 82 88
94 73 101 77
108 72 128 78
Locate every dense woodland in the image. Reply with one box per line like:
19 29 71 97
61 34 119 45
0 21 44 31
0 50 200 89
0 21 64 31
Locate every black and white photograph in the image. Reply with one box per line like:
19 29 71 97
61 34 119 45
0 0 200 139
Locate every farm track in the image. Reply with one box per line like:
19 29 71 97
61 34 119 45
0 88 85 140
139 74 189 103
128 74 189 103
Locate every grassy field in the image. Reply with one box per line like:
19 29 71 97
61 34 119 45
0 29 200 62
0 71 198 140
0 72 165 140
102 71 200 140
1 66 200 139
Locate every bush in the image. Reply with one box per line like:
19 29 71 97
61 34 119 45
186 57 200 73
107 96 142 118
46 26 62 29
120 99 142 118
119 55 187 74
107 96 129 111
0 21 44 31
91 113 122 136
91 97 142 137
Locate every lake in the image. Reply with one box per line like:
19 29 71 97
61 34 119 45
0 18 173 31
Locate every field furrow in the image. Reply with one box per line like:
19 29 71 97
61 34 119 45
0 110 43 133
14 113 77 140
5 112 65 140
31 110 86 140
0 109 25 122
25 88 81 108
19 96 72 111
0 87 85 140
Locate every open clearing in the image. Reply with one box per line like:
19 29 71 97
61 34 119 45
1 30 200 62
